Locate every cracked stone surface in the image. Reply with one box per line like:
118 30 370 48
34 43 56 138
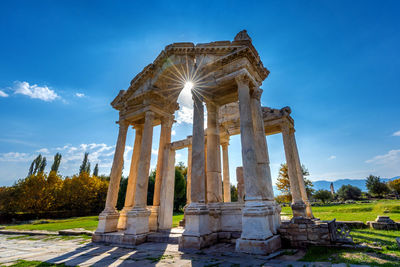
0 234 370 267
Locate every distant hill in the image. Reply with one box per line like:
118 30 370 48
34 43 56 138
312 176 399 192
273 176 399 195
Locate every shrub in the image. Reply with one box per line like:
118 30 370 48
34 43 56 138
337 184 362 200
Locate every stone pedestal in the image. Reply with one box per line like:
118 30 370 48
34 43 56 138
208 203 221 233
235 200 280 255
179 203 215 250
291 202 307 217
117 207 130 230
148 206 159 232
96 210 120 234
125 207 151 236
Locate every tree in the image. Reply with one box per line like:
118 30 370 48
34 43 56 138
230 184 238 202
388 178 400 196
50 153 62 173
28 154 45 176
174 166 186 211
337 184 362 200
79 152 90 174
38 157 47 173
93 163 99 177
276 163 314 202
366 175 390 197
313 189 333 203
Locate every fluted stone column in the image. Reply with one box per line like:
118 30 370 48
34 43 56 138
282 123 306 217
186 142 192 204
235 75 279 255
221 140 231 202
117 125 143 230
180 91 212 250
250 89 274 200
291 129 314 218
150 116 173 231
206 102 222 203
96 120 129 233
125 111 154 237
251 88 279 233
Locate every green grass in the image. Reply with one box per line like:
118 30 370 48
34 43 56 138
3 216 99 231
3 213 185 231
281 199 400 222
301 228 400 266
172 212 184 227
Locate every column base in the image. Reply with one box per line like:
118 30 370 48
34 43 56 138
125 207 151 235
117 206 132 230
291 201 307 217
207 202 222 232
95 209 120 233
240 200 274 240
179 202 215 250
148 206 159 232
235 235 281 255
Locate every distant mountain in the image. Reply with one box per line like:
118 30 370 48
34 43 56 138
273 176 399 195
312 176 400 192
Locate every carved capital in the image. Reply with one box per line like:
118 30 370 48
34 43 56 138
251 88 263 101
144 111 155 121
161 115 174 128
235 74 250 88
118 120 130 129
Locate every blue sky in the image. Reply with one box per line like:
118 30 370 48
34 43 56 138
0 0 399 187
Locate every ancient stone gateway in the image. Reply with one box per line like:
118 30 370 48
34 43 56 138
93 30 313 255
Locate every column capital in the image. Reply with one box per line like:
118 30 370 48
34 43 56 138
205 101 219 111
251 88 263 101
161 115 174 128
117 120 130 128
133 123 144 131
145 110 155 119
235 74 250 88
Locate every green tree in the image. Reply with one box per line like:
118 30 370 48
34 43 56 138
388 178 400 195
313 189 333 203
93 163 99 177
79 152 90 174
174 166 186 211
366 175 390 197
337 184 362 200
50 153 62 173
38 157 47 173
230 184 238 202
276 163 314 202
28 154 45 176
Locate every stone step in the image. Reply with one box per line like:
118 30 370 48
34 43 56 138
147 232 182 244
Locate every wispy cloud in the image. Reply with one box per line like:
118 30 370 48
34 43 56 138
0 152 32 162
13 81 59 102
152 148 158 155
36 148 50 154
392 130 400 137
0 90 8 97
75 93 85 98
366 149 400 166
328 155 336 160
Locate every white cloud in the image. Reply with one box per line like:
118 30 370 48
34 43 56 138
0 90 8 97
392 130 400 137
328 155 336 160
366 149 400 165
0 152 32 162
36 148 50 154
152 148 158 155
75 93 85 98
176 105 193 124
171 130 176 136
13 81 59 102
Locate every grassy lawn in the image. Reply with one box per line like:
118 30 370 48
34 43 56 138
2 213 185 231
302 228 400 266
281 199 400 222
3 260 68 266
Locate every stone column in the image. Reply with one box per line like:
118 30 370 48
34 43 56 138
235 75 279 255
180 90 213 250
150 116 173 231
96 120 129 233
186 142 192 204
250 89 274 200
221 140 231 202
251 88 278 233
291 129 314 218
206 102 222 203
125 111 154 237
117 124 143 230
281 123 306 217
236 167 244 203
158 145 176 229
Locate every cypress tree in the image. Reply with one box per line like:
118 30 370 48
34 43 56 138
38 157 47 173
79 152 90 174
93 163 99 177
50 153 62 173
